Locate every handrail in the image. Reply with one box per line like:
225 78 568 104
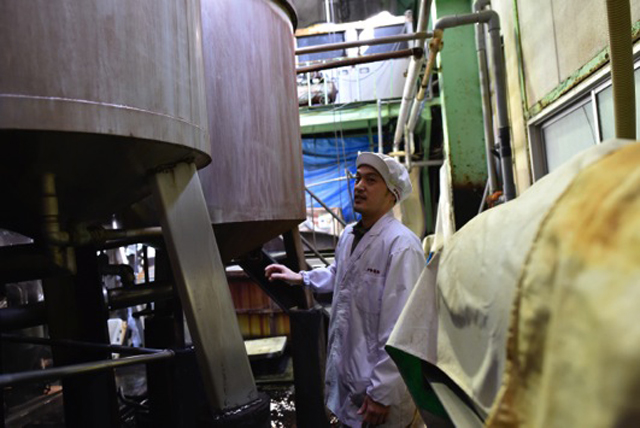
305 187 347 227
0 335 174 387
299 235 331 267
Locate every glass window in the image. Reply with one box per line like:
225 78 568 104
597 67 640 141
361 24 408 55
597 84 614 141
297 33 346 63
542 101 597 172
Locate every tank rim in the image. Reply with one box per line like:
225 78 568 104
272 0 298 30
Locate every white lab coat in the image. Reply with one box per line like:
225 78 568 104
302 212 425 427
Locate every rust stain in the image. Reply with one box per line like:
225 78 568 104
548 144 640 262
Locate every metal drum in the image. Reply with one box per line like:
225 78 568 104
0 0 210 236
198 0 305 261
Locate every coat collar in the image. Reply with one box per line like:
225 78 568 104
362 211 395 237
339 211 395 282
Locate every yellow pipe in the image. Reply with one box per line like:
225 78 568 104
416 29 443 103
606 0 636 139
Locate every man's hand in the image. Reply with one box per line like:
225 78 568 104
264 264 303 285
357 395 390 427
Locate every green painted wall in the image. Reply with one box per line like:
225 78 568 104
434 0 487 228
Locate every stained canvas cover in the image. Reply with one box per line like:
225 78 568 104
387 139 638 425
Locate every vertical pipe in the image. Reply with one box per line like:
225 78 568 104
377 98 384 153
393 0 432 155
407 32 442 133
356 66 361 101
323 72 329 105
434 10 517 200
606 0 636 139
307 72 312 107
487 25 516 200
41 173 75 272
42 173 64 268
407 129 414 171
474 0 498 194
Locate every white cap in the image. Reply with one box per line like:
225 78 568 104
356 152 412 204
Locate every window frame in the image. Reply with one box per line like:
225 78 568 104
527 50 640 181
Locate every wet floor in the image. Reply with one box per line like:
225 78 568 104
260 384 296 428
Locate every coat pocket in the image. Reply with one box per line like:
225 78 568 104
354 272 384 314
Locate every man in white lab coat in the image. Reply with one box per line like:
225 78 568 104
266 152 425 427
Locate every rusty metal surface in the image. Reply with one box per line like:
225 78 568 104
0 0 209 234
198 0 305 249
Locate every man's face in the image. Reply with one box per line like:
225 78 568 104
353 165 395 216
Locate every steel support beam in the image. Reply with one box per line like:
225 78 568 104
281 228 329 426
290 308 330 428
41 247 119 428
151 162 258 412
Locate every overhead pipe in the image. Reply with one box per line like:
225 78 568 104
606 0 636 139
412 159 444 167
0 302 47 331
41 219 162 249
431 10 516 200
107 281 175 310
295 32 431 56
296 48 423 74
392 0 433 159
474 0 499 194
99 262 135 288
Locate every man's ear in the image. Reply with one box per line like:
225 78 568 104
387 189 397 204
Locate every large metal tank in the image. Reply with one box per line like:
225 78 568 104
198 0 305 261
0 0 210 236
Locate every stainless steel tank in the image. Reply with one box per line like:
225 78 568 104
0 0 210 236
198 0 306 261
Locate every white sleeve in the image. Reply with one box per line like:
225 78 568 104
366 245 426 405
300 227 350 294
301 262 337 294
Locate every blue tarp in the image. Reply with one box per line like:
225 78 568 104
302 136 375 223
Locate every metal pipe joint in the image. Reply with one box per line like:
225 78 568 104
434 10 500 32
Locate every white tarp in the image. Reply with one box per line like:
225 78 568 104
487 141 640 427
388 139 637 421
